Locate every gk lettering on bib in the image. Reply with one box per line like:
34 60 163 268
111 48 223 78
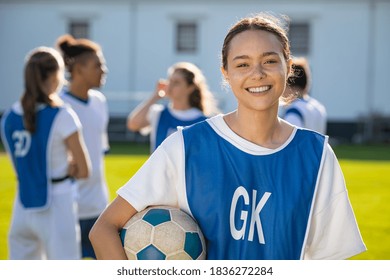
182 121 324 259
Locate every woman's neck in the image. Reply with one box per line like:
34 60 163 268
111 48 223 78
47 93 64 107
69 82 89 100
224 106 292 149
170 99 192 111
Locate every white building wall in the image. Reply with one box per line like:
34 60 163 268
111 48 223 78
0 1 133 115
0 0 389 122
372 1 390 117
309 2 371 121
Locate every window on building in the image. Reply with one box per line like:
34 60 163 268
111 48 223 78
69 21 90 39
289 23 310 55
176 22 197 53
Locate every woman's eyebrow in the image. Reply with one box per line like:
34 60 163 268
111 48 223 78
232 52 279 61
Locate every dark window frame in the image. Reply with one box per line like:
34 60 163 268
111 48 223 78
69 20 90 39
176 22 198 53
289 22 310 55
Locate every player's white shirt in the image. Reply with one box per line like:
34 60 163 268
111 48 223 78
60 89 109 219
118 114 366 260
283 96 327 134
139 103 205 151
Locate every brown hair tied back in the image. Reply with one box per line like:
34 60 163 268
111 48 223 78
21 47 63 133
287 57 311 98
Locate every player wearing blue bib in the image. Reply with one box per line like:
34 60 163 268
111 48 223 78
280 57 327 134
90 13 366 260
3 105 59 209
127 62 218 152
182 121 324 259
1 47 90 259
56 34 110 259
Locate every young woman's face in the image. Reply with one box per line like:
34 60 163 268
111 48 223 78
78 52 107 89
165 70 194 102
222 29 290 113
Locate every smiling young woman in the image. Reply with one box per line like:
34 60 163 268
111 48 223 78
90 13 366 260
221 28 293 148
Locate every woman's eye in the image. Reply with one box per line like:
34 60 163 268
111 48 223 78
265 59 277 64
237 63 249 68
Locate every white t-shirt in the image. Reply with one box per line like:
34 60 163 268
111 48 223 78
118 114 366 260
60 89 109 219
49 105 82 180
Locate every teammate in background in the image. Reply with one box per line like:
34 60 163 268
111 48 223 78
127 62 219 152
1 47 90 259
280 57 327 134
56 34 109 259
90 13 366 260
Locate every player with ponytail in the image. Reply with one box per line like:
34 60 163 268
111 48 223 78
1 47 90 259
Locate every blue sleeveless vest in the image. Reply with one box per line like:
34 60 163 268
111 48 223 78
2 106 59 209
182 121 325 259
154 107 206 151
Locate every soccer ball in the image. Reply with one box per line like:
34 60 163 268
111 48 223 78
120 206 206 260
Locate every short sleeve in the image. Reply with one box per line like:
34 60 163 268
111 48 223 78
117 130 185 212
138 104 164 136
57 105 82 139
303 145 367 259
148 104 164 127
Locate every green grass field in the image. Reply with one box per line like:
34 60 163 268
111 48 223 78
0 143 389 260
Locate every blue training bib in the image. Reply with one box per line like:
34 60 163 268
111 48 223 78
182 122 325 259
2 106 59 209
154 107 206 151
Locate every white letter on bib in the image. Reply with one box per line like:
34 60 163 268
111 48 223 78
248 191 271 244
230 186 249 240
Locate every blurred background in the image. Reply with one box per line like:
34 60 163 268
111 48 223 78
0 0 389 144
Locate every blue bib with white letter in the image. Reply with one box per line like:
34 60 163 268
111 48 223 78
182 121 325 259
2 106 59 209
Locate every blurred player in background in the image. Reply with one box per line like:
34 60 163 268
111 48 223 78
127 62 219 152
280 57 327 134
90 13 365 260
1 47 90 259
56 34 109 259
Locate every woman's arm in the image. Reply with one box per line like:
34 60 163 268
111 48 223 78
89 195 138 259
65 131 90 179
127 80 166 131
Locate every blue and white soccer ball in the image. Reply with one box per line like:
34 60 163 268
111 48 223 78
120 206 206 260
